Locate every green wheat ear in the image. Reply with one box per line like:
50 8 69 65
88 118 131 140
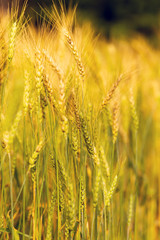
40 89 48 120
46 189 56 240
129 89 139 132
71 124 79 157
105 175 118 208
99 146 110 182
93 167 101 208
127 194 134 239
80 113 100 166
43 74 59 114
80 174 86 214
111 101 120 144
23 70 31 116
29 140 44 182
2 110 22 153
66 183 75 233
99 75 122 113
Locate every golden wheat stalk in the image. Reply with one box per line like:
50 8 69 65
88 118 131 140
43 50 68 133
43 50 63 80
63 28 85 79
93 168 101 208
2 110 22 153
80 114 100 166
43 74 59 114
99 75 122 113
69 91 81 131
35 49 44 96
105 175 118 208
111 100 120 144
8 21 17 63
40 89 48 120
99 146 110 180
23 70 31 116
29 140 44 182
129 88 139 132
0 28 7 89
46 189 56 240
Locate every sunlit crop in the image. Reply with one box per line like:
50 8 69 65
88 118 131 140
0 3 160 240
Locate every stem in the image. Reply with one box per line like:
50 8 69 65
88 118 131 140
134 131 138 239
33 180 36 240
91 208 95 240
56 154 60 239
104 198 106 240
78 177 81 240
8 153 14 240
23 117 26 240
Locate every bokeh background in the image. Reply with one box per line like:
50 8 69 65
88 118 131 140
1 0 160 45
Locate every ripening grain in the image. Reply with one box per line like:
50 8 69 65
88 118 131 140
0 3 160 240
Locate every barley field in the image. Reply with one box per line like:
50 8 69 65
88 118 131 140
0 3 160 240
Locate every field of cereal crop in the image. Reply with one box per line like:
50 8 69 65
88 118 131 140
0 2 160 240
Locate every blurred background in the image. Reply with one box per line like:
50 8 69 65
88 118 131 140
1 0 160 45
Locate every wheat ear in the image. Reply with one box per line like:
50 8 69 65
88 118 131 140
29 140 44 182
63 28 85 79
105 175 118 208
23 70 31 116
111 101 120 144
129 89 139 132
80 114 100 166
99 75 122 113
8 21 17 63
46 189 56 240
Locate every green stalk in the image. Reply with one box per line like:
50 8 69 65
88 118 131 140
13 169 29 210
78 181 81 240
134 131 138 239
39 117 48 239
95 206 98 240
80 135 85 240
8 153 14 239
104 198 106 240
0 154 6 240
53 118 60 239
91 208 95 240
0 63 10 111
108 143 115 240
23 117 26 240
33 180 36 240
56 154 60 239
36 158 40 239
